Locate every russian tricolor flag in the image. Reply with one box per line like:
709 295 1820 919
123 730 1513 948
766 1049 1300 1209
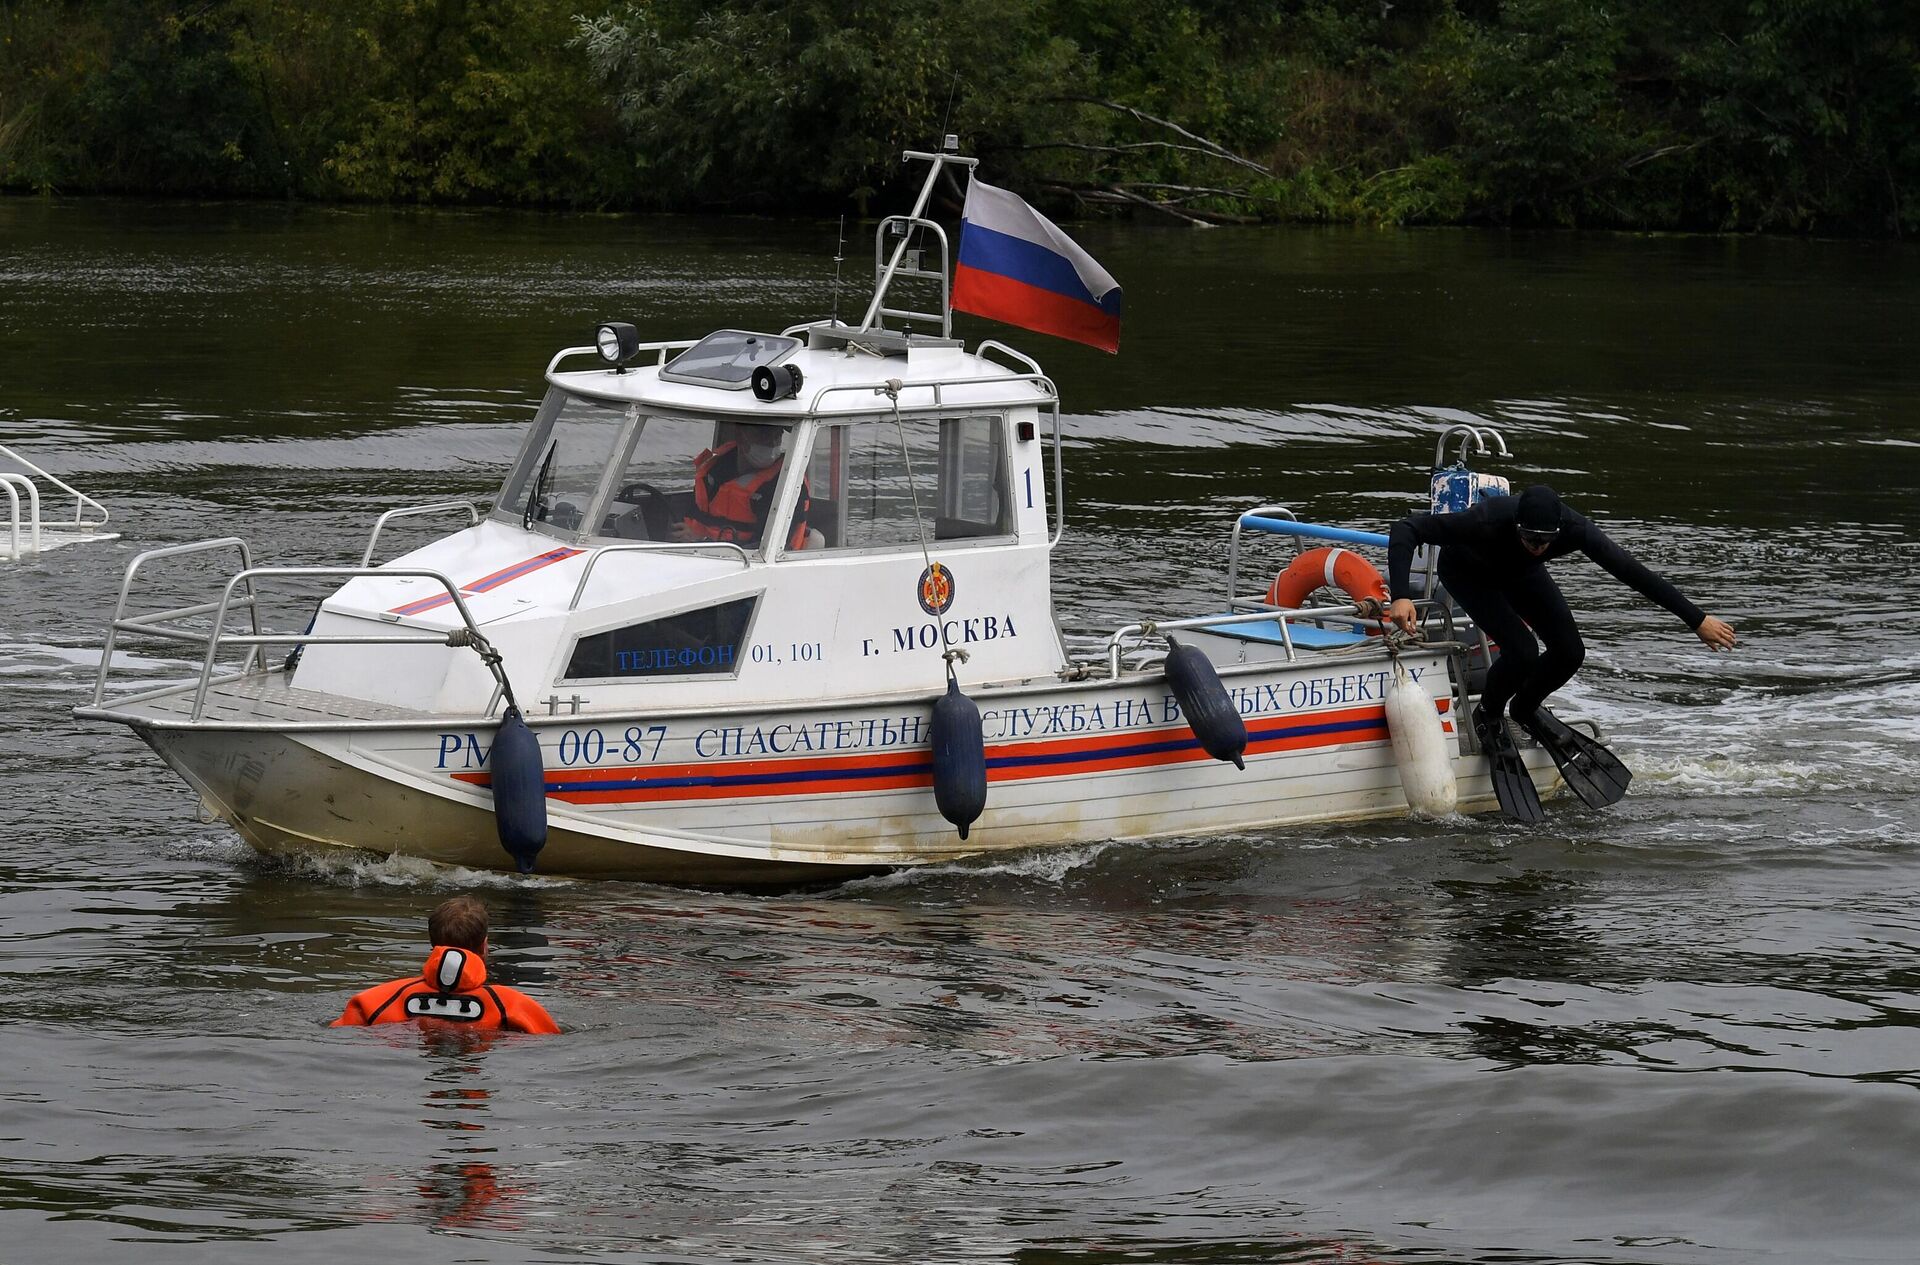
952 180 1123 354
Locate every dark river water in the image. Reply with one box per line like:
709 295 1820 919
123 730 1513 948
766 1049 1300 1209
2 197 1918 1264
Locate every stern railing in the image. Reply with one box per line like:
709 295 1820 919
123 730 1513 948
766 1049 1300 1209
1101 602 1377 677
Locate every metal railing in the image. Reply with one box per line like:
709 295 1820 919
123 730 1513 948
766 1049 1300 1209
0 444 110 532
91 539 516 721
567 541 752 611
545 338 701 382
93 538 261 706
1227 508 1391 609
1 445 114 560
360 499 485 567
1226 505 1295 607
1434 423 1509 469
1 474 40 560
869 216 952 336
1102 601 1394 677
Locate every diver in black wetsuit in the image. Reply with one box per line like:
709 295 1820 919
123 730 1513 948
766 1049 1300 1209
1383 485 1737 748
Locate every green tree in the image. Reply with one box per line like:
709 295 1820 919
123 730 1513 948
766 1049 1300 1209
318 0 635 204
5 0 1917 232
574 0 1093 210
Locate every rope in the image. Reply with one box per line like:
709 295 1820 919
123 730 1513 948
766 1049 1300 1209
879 379 967 681
446 627 519 714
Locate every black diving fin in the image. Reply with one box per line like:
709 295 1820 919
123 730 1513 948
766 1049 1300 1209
1473 703 1545 824
1518 706 1632 809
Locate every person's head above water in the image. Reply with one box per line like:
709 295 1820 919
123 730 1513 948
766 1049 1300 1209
428 895 489 954
1515 484 1563 553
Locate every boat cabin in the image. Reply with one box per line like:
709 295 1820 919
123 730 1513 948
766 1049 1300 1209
293 322 1069 716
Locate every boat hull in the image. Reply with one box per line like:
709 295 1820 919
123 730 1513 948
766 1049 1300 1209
121 651 1559 886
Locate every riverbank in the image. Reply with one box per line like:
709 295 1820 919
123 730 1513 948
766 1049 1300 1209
6 2 1916 236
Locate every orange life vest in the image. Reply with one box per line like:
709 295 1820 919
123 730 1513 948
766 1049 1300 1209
684 441 810 549
332 944 561 1034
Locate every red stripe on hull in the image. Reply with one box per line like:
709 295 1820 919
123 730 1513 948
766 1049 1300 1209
445 699 1444 807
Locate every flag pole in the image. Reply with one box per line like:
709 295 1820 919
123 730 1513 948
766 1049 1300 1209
857 138 978 334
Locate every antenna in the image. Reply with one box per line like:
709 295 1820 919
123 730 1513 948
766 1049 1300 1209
940 74 959 143
830 214 846 325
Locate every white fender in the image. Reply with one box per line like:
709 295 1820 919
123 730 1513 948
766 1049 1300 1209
1384 659 1458 816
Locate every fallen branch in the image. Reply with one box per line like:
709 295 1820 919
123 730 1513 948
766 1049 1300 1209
1014 139 1268 169
1046 96 1275 177
1042 183 1250 226
1114 181 1279 204
1549 138 1713 198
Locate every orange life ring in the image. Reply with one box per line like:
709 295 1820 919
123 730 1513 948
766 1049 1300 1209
1266 546 1389 609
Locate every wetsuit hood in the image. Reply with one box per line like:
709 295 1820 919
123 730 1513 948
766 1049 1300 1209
1516 484 1563 533
421 944 489 992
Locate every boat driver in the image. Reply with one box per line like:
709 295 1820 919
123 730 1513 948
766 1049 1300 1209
677 423 816 549
1382 484 1737 750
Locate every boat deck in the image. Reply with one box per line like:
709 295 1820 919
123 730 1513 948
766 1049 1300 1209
90 671 466 729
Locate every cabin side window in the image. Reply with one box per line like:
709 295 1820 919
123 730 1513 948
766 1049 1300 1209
563 597 758 680
804 414 1010 552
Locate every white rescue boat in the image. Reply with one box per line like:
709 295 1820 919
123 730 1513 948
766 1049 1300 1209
76 144 1559 885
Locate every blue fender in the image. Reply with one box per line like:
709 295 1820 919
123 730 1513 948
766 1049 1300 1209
489 706 548 873
1165 638 1247 769
930 676 988 839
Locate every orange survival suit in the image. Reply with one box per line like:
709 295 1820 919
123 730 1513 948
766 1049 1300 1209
332 944 560 1034
683 441 810 549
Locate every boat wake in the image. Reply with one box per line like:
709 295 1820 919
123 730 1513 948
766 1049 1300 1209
244 843 576 891
840 841 1125 893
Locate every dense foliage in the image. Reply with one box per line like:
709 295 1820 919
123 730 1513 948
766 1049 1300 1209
0 0 636 203
4 0 1917 232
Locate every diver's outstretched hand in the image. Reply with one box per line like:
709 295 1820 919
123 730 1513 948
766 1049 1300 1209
1695 615 1736 651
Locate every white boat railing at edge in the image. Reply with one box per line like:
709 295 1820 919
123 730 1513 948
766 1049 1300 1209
360 499 486 567
0 443 112 560
545 338 699 378
87 538 517 724
1099 592 1469 739
1 474 42 560
568 541 753 612
1102 601 1383 678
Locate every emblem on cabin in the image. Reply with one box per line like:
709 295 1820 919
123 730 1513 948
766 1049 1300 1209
917 562 955 616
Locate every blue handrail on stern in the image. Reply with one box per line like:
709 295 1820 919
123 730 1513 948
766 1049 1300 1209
1237 515 1389 548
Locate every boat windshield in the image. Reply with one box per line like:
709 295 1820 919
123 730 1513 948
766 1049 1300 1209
498 393 631 535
